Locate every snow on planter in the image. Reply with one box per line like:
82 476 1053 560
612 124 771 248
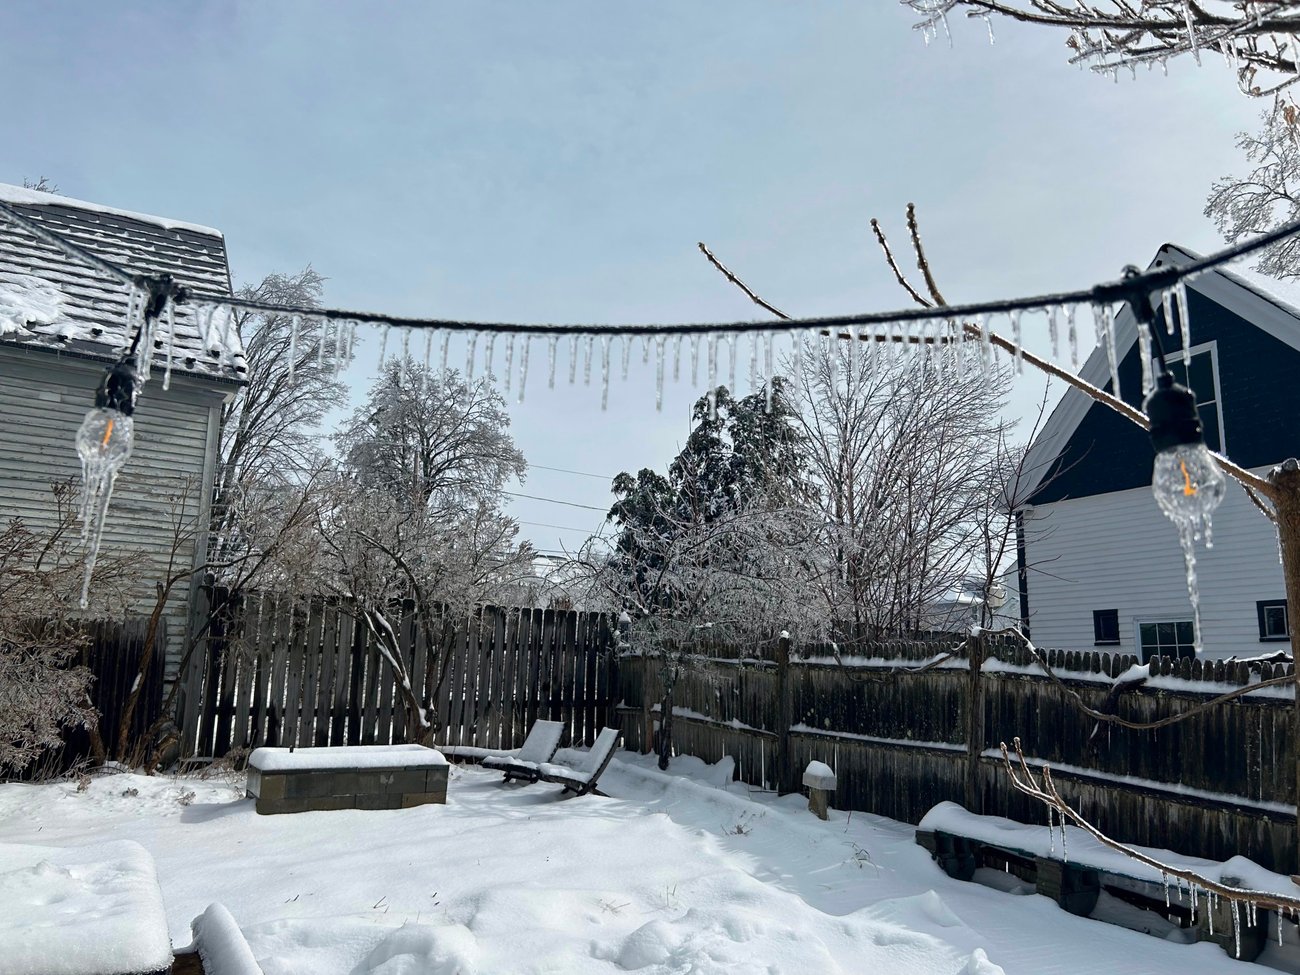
246 744 449 814
0 839 172 975
188 903 263 975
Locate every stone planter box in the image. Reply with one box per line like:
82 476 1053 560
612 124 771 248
246 744 448 815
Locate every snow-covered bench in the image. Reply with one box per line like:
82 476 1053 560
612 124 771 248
0 840 173 975
916 802 1278 961
246 744 448 815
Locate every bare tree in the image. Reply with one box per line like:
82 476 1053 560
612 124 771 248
906 1 1300 97
212 267 344 563
315 359 535 744
792 336 1013 640
0 482 139 776
1206 102 1300 278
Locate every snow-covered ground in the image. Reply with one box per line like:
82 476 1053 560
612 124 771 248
0 753 1292 974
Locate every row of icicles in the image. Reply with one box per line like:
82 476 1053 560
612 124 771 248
1047 808 1297 959
78 279 1215 621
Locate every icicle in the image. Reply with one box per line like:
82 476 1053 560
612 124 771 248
1192 884 1199 924
1175 281 1192 366
748 333 758 392
378 324 391 366
1097 303 1120 397
466 332 479 379
1209 888 1216 936
1137 318 1155 397
584 336 594 386
484 334 496 381
1046 306 1060 360
287 315 300 384
441 331 450 376
568 335 578 385
1177 524 1206 655
1011 310 1023 374
621 334 631 382
978 314 992 370
1048 807 1056 854
424 327 434 370
728 333 738 392
399 329 409 386
77 468 119 609
1183 1 1202 66
673 335 682 383
1066 305 1079 369
707 335 719 395
640 334 650 365
162 301 177 391
827 332 839 386
1164 871 1171 910
600 336 611 409
1162 289 1175 335
504 334 515 394
517 336 529 403
691 335 701 386
655 336 666 412
982 12 995 45
317 318 329 371
548 335 558 388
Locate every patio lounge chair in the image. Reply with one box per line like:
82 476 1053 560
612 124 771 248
536 727 621 796
449 719 564 783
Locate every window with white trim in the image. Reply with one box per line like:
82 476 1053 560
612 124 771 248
1137 620 1195 661
1167 346 1222 453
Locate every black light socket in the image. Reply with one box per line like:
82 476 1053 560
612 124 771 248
1143 373 1202 454
93 357 141 416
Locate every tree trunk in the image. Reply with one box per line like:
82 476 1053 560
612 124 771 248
1267 460 1300 870
964 631 986 813
658 683 674 771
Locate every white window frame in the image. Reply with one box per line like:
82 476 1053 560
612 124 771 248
1171 340 1225 455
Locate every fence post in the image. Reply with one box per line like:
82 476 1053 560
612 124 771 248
964 631 985 814
775 634 794 795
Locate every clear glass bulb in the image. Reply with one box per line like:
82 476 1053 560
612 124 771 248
76 407 134 472
1152 443 1225 534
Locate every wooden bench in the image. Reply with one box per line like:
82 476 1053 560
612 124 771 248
916 803 1270 962
246 744 448 815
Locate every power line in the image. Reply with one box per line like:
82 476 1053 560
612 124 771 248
525 462 614 480
519 519 607 534
504 490 607 512
4 195 1299 343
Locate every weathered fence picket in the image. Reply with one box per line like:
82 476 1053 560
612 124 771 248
181 588 615 760
618 637 1299 872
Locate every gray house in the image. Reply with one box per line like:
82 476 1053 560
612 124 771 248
0 182 244 684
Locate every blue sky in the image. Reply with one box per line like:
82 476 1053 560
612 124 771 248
1 1 1265 555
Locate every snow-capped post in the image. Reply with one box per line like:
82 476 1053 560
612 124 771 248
803 760 836 820
1266 459 1300 860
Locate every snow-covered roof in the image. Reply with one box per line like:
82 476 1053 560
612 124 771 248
0 182 244 382
1018 242 1300 503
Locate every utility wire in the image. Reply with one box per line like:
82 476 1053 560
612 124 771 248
525 462 614 480
4 195 1300 340
504 490 607 512
519 519 608 534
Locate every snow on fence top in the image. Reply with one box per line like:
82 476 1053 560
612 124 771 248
0 839 172 975
249 744 449 772
0 182 244 381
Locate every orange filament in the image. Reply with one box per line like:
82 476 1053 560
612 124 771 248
1180 458 1197 497
101 417 114 447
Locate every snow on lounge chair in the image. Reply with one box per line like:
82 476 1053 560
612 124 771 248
537 727 621 796
455 719 564 782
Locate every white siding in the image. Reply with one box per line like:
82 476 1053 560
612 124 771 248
0 345 228 681
1022 475 1282 659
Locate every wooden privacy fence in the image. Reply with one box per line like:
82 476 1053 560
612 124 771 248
617 638 1299 871
178 587 616 759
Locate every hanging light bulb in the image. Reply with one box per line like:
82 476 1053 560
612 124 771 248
76 357 140 475
74 356 140 608
1144 373 1225 534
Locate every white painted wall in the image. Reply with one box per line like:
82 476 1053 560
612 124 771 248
1021 473 1284 660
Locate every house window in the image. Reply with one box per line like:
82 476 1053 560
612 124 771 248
1093 609 1120 646
1257 600 1289 642
1137 620 1196 661
1167 347 1222 453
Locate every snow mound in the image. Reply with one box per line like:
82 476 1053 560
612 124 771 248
191 903 263 975
0 273 64 336
953 947 1005 975
350 922 478 975
0 839 172 975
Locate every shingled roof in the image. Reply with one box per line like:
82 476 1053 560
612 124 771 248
0 183 245 382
